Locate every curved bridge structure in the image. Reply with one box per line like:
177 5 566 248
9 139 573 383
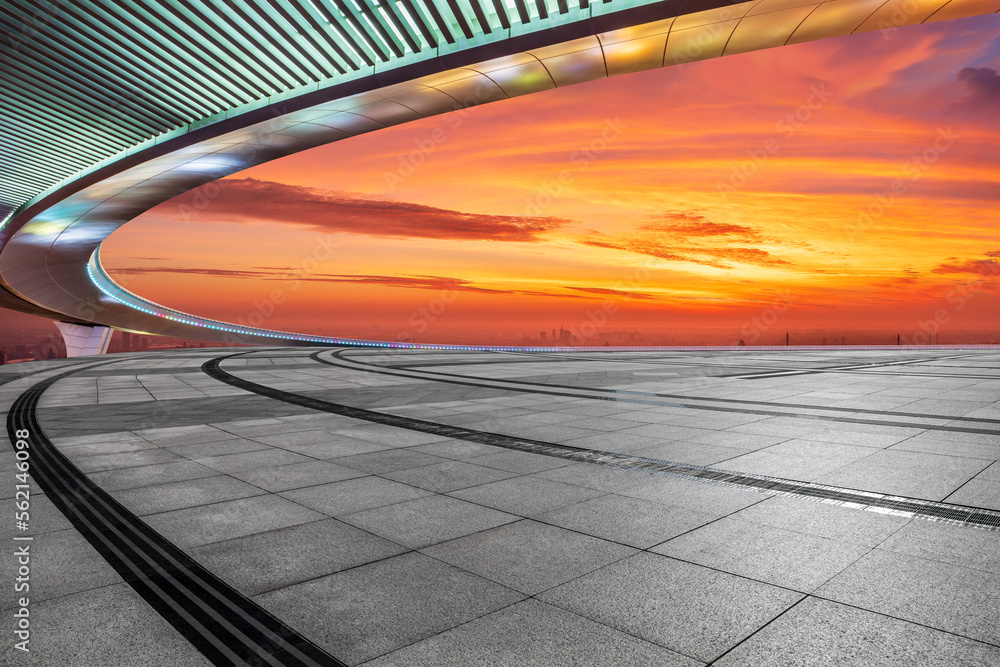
2 0 997 353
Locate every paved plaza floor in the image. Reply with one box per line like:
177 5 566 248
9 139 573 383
2 347 999 665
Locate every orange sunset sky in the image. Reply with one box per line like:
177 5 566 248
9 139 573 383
93 15 1000 345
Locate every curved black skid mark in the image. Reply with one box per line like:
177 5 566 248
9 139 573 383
337 348 1000 426
5 364 345 667
321 349 1000 436
205 352 1000 531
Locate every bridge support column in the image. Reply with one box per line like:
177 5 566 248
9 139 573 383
55 322 114 357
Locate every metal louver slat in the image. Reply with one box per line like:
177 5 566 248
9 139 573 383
397 0 440 47
62 2 240 110
464 0 493 34
418 0 456 44
1 0 695 223
286 0 362 70
254 0 348 75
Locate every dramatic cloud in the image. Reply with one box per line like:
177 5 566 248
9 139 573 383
113 266 501 292
580 237 790 269
640 212 763 241
956 67 1000 105
931 258 1000 276
579 211 789 269
112 267 270 279
177 178 570 242
108 266 592 299
690 247 791 267
565 287 658 300
872 276 920 289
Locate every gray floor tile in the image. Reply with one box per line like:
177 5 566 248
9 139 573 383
449 476 604 517
714 597 1000 667
409 439 502 460
731 495 910 547
254 552 523 665
539 552 802 663
333 449 447 474
0 529 122 609
364 599 700 667
889 435 1000 461
281 476 433 516
13 583 211 666
50 431 145 447
715 439 878 481
533 462 656 493
538 493 719 548
193 448 315 474
335 424 450 447
85 460 220 492
423 519 635 595
279 436 395 459
559 416 649 432
165 438 270 459
685 430 788 450
143 494 325 548
621 475 770 515
975 461 1000 480
651 517 871 592
730 420 913 447
56 438 160 458
618 423 715 442
252 428 346 447
341 494 518 549
816 549 1000 645
877 519 1000 575
112 475 266 515
629 440 749 467
189 518 407 596
135 424 238 446
565 432 664 453
383 460 518 493
71 447 183 473
944 478 1000 510
467 450 573 474
230 459 367 492
815 450 991 501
